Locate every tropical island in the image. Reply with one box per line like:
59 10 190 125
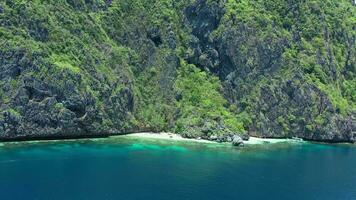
0 0 355 145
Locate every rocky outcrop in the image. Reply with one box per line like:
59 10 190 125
0 39 135 140
0 73 134 140
248 75 355 142
179 119 249 142
232 135 244 146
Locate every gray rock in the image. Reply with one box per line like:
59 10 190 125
232 135 244 146
209 135 218 140
226 136 233 142
241 134 250 141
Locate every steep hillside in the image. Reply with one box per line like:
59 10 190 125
0 0 355 142
184 0 356 142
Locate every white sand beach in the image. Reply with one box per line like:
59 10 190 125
0 133 300 147
123 132 215 144
123 132 296 145
244 136 297 145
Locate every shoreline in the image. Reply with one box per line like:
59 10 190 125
2 132 352 146
0 132 299 146
122 132 216 144
121 132 298 145
0 132 350 146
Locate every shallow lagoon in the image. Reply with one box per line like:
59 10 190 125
0 137 355 200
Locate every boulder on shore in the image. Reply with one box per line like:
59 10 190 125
232 135 244 146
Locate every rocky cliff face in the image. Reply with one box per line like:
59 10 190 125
184 0 355 142
0 46 135 140
0 0 355 142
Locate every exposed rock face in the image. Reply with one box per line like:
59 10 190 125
0 72 134 140
184 0 355 143
248 75 355 142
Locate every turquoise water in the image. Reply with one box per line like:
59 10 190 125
0 137 356 200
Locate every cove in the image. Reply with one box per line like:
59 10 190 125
0 138 355 200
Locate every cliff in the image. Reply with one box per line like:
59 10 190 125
0 0 355 142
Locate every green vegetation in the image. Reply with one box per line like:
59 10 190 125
0 0 354 141
174 61 245 136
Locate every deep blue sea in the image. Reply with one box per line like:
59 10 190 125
0 137 355 200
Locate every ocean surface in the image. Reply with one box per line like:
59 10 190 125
0 137 355 200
